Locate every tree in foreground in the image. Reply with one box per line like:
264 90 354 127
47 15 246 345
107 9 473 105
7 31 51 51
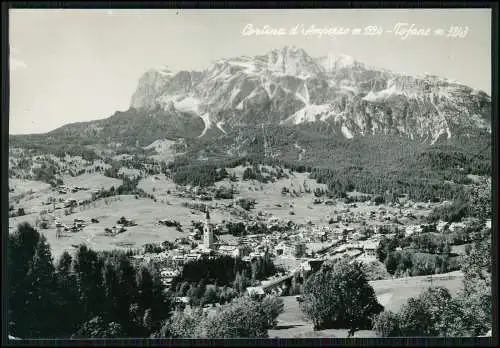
8 223 58 338
373 281 490 337
260 295 285 329
372 311 401 337
72 316 124 338
8 222 175 339
160 308 205 338
200 296 271 338
159 295 283 338
457 227 491 336
300 259 383 336
376 224 492 339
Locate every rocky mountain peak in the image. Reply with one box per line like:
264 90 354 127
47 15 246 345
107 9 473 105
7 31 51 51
265 46 324 77
316 53 366 72
128 47 491 142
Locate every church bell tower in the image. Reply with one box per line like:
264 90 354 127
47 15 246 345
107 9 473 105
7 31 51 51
203 208 214 249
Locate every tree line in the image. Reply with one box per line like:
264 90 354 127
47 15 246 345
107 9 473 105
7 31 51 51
157 295 284 338
376 230 464 277
166 128 490 207
373 227 491 337
169 254 277 292
8 223 172 338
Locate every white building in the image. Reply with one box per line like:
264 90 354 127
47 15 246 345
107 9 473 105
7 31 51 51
362 241 379 257
218 245 240 257
405 224 422 237
249 251 265 259
274 242 293 256
485 220 492 229
246 286 265 297
203 209 214 249
437 220 449 233
449 222 466 232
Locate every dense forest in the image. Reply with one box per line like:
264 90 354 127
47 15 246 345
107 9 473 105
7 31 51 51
162 126 490 205
7 223 172 338
169 254 277 292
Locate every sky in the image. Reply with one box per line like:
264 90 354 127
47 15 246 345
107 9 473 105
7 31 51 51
9 9 492 134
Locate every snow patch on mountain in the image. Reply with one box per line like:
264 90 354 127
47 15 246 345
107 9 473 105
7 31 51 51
262 77 274 98
341 125 354 139
158 95 201 114
199 113 211 137
362 84 402 102
155 65 175 77
430 128 446 145
283 104 331 124
235 87 264 109
294 84 310 106
303 84 310 105
216 121 227 134
231 88 241 103
228 59 257 74
341 85 358 93
174 96 201 113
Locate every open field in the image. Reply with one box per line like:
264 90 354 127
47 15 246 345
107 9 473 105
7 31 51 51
17 171 346 260
268 295 376 338
269 271 464 338
140 170 436 228
223 169 434 225
451 244 469 255
368 270 464 312
12 194 188 260
9 175 123 216
62 173 123 191
9 178 51 196
139 172 340 227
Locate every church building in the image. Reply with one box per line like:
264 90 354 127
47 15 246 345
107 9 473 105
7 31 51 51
203 208 214 250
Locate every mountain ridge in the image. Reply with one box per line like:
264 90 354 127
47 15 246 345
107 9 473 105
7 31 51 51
9 46 491 154
128 46 491 143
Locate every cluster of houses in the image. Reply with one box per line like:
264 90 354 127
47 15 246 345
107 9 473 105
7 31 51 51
54 217 98 236
103 216 137 235
127 191 473 294
133 213 380 290
327 239 379 260
326 204 423 227
404 219 473 237
55 184 89 195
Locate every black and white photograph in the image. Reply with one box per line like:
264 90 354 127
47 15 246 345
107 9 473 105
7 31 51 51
5 7 495 341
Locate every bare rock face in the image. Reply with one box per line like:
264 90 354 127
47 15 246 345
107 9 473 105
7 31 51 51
129 47 491 142
130 67 172 110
